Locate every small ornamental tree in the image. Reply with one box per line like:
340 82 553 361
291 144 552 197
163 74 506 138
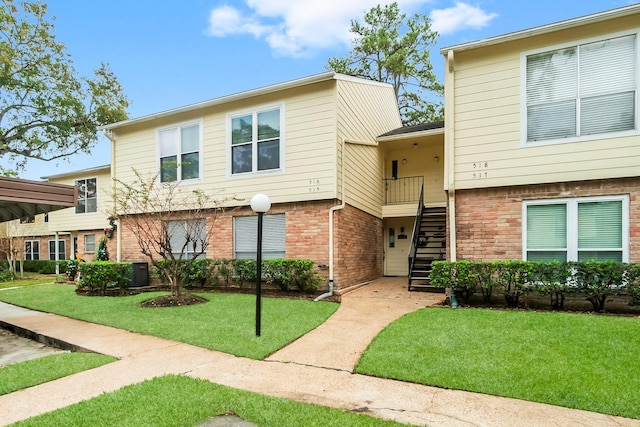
111 169 225 301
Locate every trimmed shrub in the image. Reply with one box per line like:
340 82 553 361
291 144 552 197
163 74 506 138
530 261 574 309
262 259 322 293
22 260 58 274
573 260 626 312
494 260 533 307
627 263 640 306
78 262 132 294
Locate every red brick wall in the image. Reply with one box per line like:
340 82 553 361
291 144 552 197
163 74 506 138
333 204 383 286
116 200 383 290
454 178 640 262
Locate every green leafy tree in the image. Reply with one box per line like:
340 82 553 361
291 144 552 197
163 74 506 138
327 2 443 125
0 0 129 175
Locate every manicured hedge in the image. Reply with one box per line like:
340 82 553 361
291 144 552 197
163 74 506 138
154 258 324 293
430 260 640 312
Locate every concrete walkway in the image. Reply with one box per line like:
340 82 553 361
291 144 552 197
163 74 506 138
1 277 638 426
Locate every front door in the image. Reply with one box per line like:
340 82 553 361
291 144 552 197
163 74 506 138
384 217 414 276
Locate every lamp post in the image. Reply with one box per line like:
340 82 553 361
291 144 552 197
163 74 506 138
250 193 271 337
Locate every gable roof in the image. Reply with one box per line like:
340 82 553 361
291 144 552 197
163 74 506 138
441 3 640 54
0 177 77 222
102 72 393 131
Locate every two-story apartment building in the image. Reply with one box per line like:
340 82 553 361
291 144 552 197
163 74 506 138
102 72 407 290
441 4 640 264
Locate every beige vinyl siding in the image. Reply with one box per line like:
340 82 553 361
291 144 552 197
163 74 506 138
113 81 339 209
47 169 112 232
336 79 402 218
1 217 49 238
449 14 640 190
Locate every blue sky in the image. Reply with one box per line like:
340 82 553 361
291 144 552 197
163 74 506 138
12 0 639 180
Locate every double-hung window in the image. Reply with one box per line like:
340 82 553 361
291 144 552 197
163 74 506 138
234 214 285 259
24 240 39 260
49 240 66 260
85 234 96 253
523 196 629 262
230 106 282 175
75 178 97 214
524 33 637 143
159 121 201 183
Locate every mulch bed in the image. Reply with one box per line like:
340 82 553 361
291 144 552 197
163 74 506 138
75 285 341 307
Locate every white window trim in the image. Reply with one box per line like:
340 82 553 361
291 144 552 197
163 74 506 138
520 29 640 147
75 176 99 215
156 119 204 185
24 240 40 260
522 195 630 262
48 239 66 261
84 234 96 253
226 103 286 179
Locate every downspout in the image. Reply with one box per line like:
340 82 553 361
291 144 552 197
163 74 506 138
445 49 457 263
315 138 346 301
445 49 458 308
103 129 121 261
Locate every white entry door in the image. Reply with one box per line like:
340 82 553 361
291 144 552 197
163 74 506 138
384 217 414 276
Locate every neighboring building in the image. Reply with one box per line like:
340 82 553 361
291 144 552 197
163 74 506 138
43 165 115 261
440 4 640 264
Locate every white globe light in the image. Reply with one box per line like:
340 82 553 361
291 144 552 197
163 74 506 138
250 193 271 213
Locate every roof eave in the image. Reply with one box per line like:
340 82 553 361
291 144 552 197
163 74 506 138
377 127 444 142
101 72 393 131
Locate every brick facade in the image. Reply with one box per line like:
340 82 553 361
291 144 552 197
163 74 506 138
333 204 383 287
454 177 640 263
117 200 383 290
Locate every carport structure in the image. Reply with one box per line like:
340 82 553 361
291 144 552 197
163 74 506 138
0 176 77 222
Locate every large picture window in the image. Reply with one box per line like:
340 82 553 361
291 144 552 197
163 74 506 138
158 121 201 183
75 178 97 214
523 196 628 262
230 106 282 175
524 33 637 143
234 214 285 259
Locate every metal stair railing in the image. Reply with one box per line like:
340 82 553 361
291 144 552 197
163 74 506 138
408 184 424 287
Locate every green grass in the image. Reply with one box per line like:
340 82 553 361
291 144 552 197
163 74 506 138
0 284 339 359
11 374 408 427
0 352 116 395
356 307 640 419
0 275 57 289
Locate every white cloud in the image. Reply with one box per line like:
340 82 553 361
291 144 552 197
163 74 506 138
430 2 498 35
205 1 495 57
206 0 429 57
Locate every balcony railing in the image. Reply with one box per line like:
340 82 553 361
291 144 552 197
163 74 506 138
383 176 424 205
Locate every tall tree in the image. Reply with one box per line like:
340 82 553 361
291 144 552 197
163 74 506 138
327 2 443 125
0 0 129 175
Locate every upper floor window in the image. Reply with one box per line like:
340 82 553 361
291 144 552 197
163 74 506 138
158 121 201 183
524 33 637 144
76 178 97 214
230 106 283 175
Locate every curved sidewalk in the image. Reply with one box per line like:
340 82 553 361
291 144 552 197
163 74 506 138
1 278 638 427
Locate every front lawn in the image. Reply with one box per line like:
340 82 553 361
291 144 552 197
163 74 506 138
0 352 116 395
0 284 339 360
12 375 408 427
357 307 640 419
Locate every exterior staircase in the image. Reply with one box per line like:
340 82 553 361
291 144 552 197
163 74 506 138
408 206 447 291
